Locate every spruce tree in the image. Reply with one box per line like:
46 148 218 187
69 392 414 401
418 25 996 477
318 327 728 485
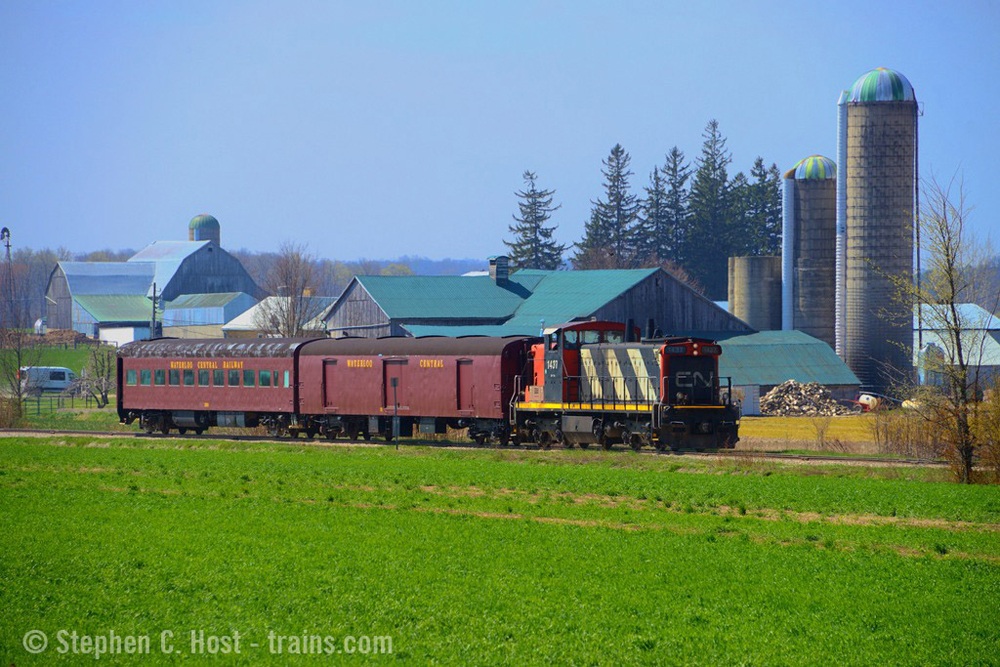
574 144 641 269
727 171 751 256
637 166 669 264
503 171 566 270
687 120 733 299
661 147 692 266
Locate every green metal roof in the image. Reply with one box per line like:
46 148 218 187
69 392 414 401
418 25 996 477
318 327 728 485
847 67 915 103
356 274 544 320
165 292 247 309
402 323 541 337
917 330 1000 367
505 269 658 326
73 295 152 323
189 214 220 230
717 330 859 387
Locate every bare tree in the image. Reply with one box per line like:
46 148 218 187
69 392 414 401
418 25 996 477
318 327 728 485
888 176 1000 483
81 346 115 408
0 251 42 416
254 242 328 337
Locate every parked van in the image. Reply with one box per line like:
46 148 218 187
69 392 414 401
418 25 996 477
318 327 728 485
20 366 77 395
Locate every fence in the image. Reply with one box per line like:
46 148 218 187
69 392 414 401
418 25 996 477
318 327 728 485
23 393 103 414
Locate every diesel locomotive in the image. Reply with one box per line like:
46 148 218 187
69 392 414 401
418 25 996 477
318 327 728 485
117 320 740 450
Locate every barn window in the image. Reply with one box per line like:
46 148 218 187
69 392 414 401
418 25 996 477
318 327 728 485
154 370 165 386
126 370 137 386
183 370 194 386
140 370 151 386
259 370 271 387
169 370 180 386
213 370 224 386
243 370 255 387
198 369 210 386
228 369 240 386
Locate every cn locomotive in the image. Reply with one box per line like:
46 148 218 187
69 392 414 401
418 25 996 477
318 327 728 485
117 320 740 450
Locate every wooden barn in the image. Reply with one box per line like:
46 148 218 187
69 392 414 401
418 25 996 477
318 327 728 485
319 256 752 338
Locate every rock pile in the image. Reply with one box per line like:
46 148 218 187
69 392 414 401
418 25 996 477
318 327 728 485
759 380 852 417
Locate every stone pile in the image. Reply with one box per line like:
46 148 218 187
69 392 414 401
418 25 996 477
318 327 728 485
759 380 852 417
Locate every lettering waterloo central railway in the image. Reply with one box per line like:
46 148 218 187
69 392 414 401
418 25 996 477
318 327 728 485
169 361 244 370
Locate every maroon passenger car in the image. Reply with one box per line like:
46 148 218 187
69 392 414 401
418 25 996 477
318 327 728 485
117 338 311 435
296 336 532 443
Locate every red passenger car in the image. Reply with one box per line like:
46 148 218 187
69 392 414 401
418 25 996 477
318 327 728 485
117 339 310 435
296 336 532 443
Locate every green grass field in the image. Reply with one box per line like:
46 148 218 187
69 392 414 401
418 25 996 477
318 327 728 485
1 343 109 376
1 436 998 663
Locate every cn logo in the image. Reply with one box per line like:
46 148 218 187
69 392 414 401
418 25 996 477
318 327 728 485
676 372 714 388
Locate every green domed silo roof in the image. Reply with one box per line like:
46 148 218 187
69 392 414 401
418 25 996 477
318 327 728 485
847 67 915 103
189 214 220 230
785 155 836 180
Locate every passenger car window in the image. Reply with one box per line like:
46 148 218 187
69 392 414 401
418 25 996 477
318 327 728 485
284 371 290 388
169 370 180 386
259 370 271 387
213 370 224 386
198 369 210 386
243 370 255 387
183 370 194 386
229 370 240 386
154 369 165 386
126 370 137 386
140 369 152 386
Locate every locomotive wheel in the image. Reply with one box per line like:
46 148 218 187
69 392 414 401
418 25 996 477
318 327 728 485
325 429 337 441
304 428 316 440
178 427 188 435
474 433 488 446
579 442 590 449
347 425 359 441
630 435 643 452
159 419 170 435
194 428 204 435
537 430 552 450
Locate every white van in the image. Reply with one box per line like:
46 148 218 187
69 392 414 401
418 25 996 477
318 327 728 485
20 366 77 395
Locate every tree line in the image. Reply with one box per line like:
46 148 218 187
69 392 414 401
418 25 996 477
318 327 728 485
504 119 783 299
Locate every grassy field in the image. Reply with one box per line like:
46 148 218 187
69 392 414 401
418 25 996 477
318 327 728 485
1 435 998 663
1 343 108 375
740 415 875 448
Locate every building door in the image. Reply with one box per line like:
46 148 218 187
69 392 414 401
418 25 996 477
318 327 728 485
323 360 337 409
383 360 407 409
457 359 474 412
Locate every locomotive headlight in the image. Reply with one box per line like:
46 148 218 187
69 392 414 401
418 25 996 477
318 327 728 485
698 422 713 434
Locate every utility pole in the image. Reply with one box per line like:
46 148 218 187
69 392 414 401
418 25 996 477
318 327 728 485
1 228 13 328
150 282 158 340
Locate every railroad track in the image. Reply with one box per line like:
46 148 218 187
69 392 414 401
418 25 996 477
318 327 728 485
0 428 950 467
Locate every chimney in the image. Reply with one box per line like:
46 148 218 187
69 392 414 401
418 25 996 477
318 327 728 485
488 255 509 284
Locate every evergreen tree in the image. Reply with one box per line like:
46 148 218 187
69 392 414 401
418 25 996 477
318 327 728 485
737 157 783 256
726 171 751 256
661 146 692 266
574 144 641 269
503 171 566 269
687 120 733 299
762 163 783 254
637 166 669 264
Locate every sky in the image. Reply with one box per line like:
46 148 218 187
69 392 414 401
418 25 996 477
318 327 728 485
1 0 997 262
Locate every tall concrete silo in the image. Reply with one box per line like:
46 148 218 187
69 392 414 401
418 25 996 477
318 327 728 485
189 214 221 245
835 68 917 392
781 155 836 348
729 256 781 331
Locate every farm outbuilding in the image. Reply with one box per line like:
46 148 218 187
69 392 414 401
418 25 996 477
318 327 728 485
319 259 752 338
44 215 264 342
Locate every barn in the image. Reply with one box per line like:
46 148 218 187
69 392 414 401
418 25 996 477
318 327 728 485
319 257 752 338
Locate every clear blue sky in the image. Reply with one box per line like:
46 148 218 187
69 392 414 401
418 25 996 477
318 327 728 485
1 0 997 261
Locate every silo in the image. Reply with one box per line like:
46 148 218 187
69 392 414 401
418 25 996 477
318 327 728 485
835 68 917 392
728 256 781 331
781 155 836 348
189 214 221 245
